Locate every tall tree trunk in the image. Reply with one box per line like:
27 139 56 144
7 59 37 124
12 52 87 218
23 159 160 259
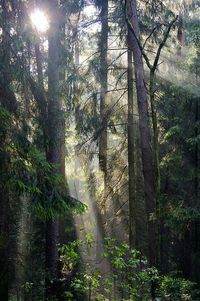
149 70 161 267
34 40 49 152
126 0 177 267
127 0 156 267
0 1 12 298
127 32 136 248
193 96 199 282
177 1 185 56
35 43 44 90
99 0 108 189
45 0 61 297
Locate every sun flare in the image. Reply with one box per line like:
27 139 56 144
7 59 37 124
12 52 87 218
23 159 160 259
30 9 49 33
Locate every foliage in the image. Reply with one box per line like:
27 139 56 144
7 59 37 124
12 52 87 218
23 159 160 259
9 146 86 219
0 105 86 220
1 0 200 299
58 237 200 300
159 275 199 301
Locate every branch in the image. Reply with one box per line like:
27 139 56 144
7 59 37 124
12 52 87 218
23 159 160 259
108 50 127 68
115 70 128 87
124 0 178 73
142 24 162 50
124 0 152 69
152 15 178 73
92 89 127 141
0 75 18 114
76 90 127 151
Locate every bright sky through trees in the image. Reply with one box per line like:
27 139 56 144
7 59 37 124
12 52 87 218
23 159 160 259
30 9 49 33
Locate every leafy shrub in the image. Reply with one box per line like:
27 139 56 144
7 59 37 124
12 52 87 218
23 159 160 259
58 236 200 301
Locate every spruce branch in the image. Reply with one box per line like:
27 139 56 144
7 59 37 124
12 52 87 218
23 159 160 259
124 0 178 72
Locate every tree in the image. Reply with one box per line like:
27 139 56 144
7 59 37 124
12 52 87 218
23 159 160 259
126 0 156 268
45 0 62 297
98 0 109 191
1 0 200 299
127 30 136 248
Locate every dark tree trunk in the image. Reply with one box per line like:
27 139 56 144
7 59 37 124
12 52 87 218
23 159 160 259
99 0 108 188
177 4 185 56
35 42 44 90
193 97 199 282
0 1 12 298
127 32 136 248
45 0 62 298
127 0 156 266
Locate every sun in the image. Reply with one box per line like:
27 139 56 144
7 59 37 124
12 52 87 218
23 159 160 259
30 9 49 33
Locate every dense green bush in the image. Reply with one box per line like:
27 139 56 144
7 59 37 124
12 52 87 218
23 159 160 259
58 237 200 301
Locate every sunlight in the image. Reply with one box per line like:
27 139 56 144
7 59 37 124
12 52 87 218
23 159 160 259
30 9 49 33
83 4 97 18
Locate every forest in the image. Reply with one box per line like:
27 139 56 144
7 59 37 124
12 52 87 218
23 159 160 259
0 0 200 300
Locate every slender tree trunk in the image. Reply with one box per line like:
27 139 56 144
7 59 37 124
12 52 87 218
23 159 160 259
34 40 49 152
0 147 9 301
177 2 185 56
99 0 109 189
45 0 61 297
0 1 11 298
127 31 136 248
193 96 199 282
149 70 161 267
127 0 156 267
126 0 177 268
35 43 44 90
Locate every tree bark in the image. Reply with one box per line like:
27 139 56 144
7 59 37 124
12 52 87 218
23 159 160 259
45 0 62 297
193 97 199 281
99 0 109 189
127 0 156 266
177 2 185 56
127 32 136 248
149 70 161 267
0 1 12 298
